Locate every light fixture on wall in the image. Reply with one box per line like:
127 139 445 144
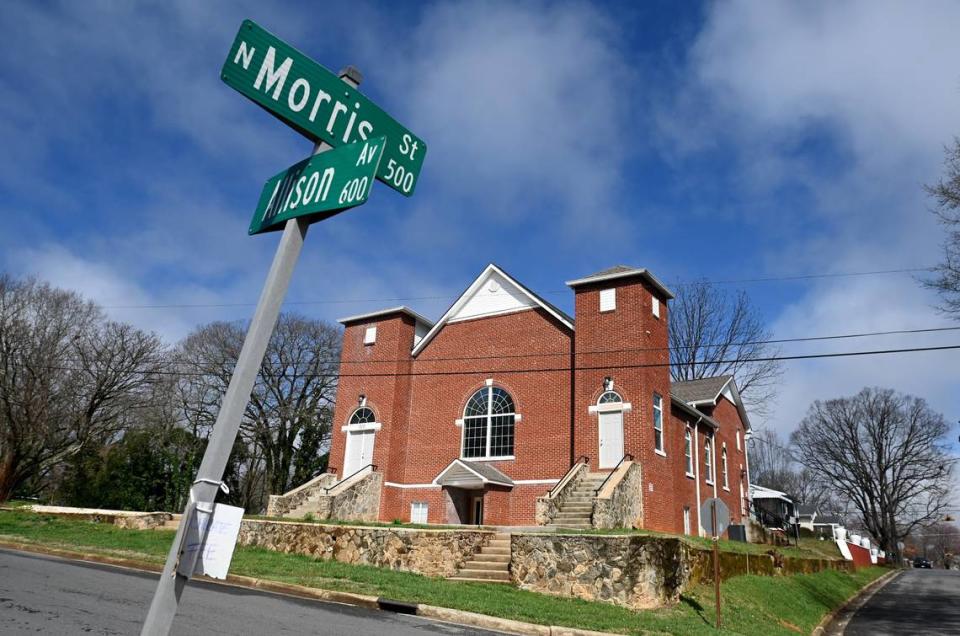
603 376 613 391
358 394 366 407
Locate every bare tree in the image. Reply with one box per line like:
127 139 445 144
791 387 954 562
670 281 783 416
925 137 960 317
176 313 340 511
749 429 837 511
0 275 165 502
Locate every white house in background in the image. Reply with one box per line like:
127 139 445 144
749 484 795 529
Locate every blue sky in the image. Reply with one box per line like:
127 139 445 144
1 0 958 438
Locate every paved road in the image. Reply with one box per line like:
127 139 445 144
845 568 960 635
0 548 506 635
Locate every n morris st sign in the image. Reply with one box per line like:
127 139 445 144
221 20 426 197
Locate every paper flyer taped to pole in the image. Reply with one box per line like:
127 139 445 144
176 504 245 580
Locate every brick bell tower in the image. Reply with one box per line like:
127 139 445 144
565 266 674 473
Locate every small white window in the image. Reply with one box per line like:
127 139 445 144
599 288 616 312
410 501 428 524
736 430 741 451
363 326 377 345
653 393 664 454
652 296 660 318
704 439 714 483
722 446 729 489
684 429 694 476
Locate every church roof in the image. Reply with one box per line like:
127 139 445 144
564 265 675 299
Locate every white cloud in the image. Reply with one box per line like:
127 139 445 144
666 1 960 433
370 1 637 234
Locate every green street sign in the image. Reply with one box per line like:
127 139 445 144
222 20 426 197
249 136 385 235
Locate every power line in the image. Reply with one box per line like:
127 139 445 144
99 266 936 310
10 342 960 380
45 324 960 371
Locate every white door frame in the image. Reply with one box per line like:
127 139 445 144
598 410 624 469
343 428 377 476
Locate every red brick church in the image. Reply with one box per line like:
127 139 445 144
326 264 753 535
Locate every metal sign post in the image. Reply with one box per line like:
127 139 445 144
140 67 364 636
712 500 722 630
699 497 729 631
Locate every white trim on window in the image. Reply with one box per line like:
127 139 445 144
363 325 377 344
589 401 633 414
653 393 664 455
736 430 742 451
704 438 714 484
410 501 428 524
341 422 382 433
721 444 729 490
684 428 694 477
652 296 661 319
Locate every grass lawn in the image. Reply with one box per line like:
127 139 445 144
0 509 885 635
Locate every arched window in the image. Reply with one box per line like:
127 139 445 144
722 447 729 489
349 407 376 425
462 386 516 459
597 390 622 405
704 439 714 483
684 429 694 476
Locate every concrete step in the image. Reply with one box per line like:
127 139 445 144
487 539 510 548
482 546 510 555
560 504 593 512
452 569 512 581
472 553 511 563
550 524 592 529
461 560 508 572
493 533 511 540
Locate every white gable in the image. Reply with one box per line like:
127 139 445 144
449 270 535 323
411 264 573 357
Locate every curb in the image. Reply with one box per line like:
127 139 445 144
811 568 901 636
0 540 620 636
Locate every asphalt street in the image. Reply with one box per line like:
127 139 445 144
845 568 960 635
0 548 507 635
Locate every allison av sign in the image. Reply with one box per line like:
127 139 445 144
222 20 426 197
249 137 385 235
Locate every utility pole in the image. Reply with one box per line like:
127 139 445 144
140 67 362 636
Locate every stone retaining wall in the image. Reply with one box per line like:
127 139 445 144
592 462 643 529
237 518 491 578
510 533 689 609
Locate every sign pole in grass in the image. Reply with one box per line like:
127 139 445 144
142 19 424 634
700 497 729 631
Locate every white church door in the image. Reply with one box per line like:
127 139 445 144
598 410 624 469
343 429 376 477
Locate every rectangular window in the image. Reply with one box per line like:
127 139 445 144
736 430 742 451
652 296 660 318
722 447 729 489
653 393 664 454
462 418 487 458
683 506 691 535
684 430 694 476
410 502 428 524
599 288 616 312
705 441 714 483
363 326 377 345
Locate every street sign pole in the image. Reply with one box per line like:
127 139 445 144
712 500 722 630
140 67 362 636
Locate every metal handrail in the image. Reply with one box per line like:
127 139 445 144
547 456 589 499
324 463 377 494
594 454 634 495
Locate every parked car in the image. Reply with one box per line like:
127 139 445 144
913 557 933 569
